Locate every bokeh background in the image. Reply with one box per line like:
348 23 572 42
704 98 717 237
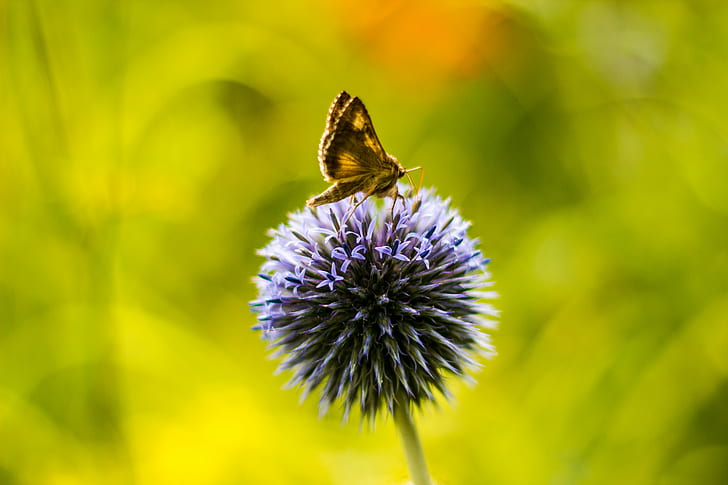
2 0 728 484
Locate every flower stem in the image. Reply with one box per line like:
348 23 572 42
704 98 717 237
394 397 433 485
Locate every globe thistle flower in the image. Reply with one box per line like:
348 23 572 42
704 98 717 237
250 187 497 422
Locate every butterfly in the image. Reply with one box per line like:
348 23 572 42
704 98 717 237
306 91 422 222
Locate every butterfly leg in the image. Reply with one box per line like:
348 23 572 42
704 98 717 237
404 166 424 197
343 192 373 226
341 194 359 222
390 185 407 221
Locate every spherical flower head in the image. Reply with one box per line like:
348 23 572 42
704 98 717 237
250 187 497 422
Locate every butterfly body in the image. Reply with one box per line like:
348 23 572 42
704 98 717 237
307 91 410 208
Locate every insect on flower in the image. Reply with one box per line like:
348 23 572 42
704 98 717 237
306 91 423 222
251 189 497 422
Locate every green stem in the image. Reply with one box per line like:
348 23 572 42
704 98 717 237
394 396 433 485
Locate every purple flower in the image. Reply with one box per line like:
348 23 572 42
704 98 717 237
250 187 497 421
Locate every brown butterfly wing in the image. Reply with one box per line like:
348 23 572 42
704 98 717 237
306 176 374 207
317 93 389 182
318 91 351 174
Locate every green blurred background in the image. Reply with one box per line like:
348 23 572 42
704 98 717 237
2 0 728 484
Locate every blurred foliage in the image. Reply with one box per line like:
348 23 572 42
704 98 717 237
2 0 728 484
